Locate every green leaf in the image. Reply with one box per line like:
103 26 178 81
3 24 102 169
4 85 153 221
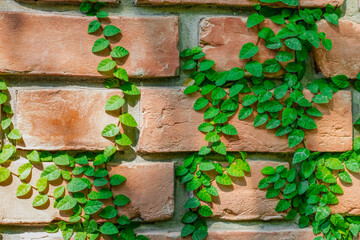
339 171 352 183
288 129 304 148
104 145 116 158
41 165 61 181
54 186 65 199
293 148 310 164
113 68 128 81
239 42 259 59
17 163 32 180
120 82 140 95
261 166 276 175
345 159 360 173
275 199 291 212
111 46 129 58
74 232 86 240
103 25 121 37
187 178 202 191
27 150 40 163
197 189 211 202
36 177 48 192
0 93 7 104
185 197 200 208
182 211 198 224
100 206 118 219
325 158 344 170
183 60 196 70
313 94 329 104
53 152 70 166
226 163 244 177
32 194 49 207
238 107 253 119
211 87 226 100
262 59 281 73
284 38 302 51
331 75 349 89
324 12 339 25
115 134 132 146
276 51 294 62
247 13 265 28
101 124 119 137
245 61 263 77
16 183 31 197
92 38 110 52
45 224 59 233
57 195 77 211
301 160 316 179
282 108 297 126
242 95 258 106
306 107 322 117
1 118 11 130
306 30 320 48
297 115 317 130
67 178 89 192
253 113 268 127
198 123 214 132
192 229 208 240
119 113 138 127
84 200 104 215
212 141 227 155
194 97 209 110
222 124 238 136
100 222 119 235
198 205 213 217
215 174 232 185
199 60 215 71
315 206 331 221
181 225 195 237
97 11 108 18
97 59 116 72
8 129 22 140
88 20 101 33
280 0 299 6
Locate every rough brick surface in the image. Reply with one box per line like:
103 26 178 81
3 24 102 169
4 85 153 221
202 161 289 221
331 170 360 215
17 0 117 3
0 12 178 78
136 0 343 8
108 162 174 222
16 89 121 151
0 160 173 225
143 228 316 240
200 18 286 77
138 88 352 153
0 160 67 225
315 20 360 79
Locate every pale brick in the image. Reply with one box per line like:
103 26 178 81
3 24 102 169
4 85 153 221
16 89 121 151
315 20 360 78
0 12 178 78
108 162 174 222
136 0 343 8
138 88 352 153
143 228 316 240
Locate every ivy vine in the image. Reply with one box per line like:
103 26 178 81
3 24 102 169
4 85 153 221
177 2 360 240
0 1 146 240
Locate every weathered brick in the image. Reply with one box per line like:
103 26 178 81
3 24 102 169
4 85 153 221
0 160 68 225
136 0 343 8
16 89 120 151
200 18 286 77
108 162 174 222
0 160 173 224
330 169 360 215
315 20 360 79
138 88 352 153
0 12 178 78
142 228 316 240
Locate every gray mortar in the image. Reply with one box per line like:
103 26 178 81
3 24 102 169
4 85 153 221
0 0 358 238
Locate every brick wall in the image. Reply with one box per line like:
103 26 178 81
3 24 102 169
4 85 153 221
0 0 359 239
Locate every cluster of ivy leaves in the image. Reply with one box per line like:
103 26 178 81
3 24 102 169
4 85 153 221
81 0 140 149
177 1 360 240
260 146 360 240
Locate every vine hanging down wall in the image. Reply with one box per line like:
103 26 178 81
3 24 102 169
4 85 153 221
177 2 360 240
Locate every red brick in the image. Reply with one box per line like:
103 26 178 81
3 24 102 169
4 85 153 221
200 18 286 77
0 160 173 225
203 161 289 221
138 88 352 153
0 12 178 78
143 228 316 240
315 20 360 79
136 0 343 8
331 169 360 215
16 89 121 151
108 162 174 222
